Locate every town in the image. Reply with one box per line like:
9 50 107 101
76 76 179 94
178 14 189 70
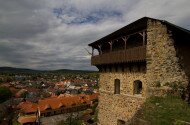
0 68 99 125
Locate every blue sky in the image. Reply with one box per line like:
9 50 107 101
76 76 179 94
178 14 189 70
0 0 190 70
53 7 123 24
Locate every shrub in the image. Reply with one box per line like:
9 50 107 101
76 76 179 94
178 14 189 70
0 87 12 103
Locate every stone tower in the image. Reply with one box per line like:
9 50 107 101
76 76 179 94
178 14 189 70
88 17 190 125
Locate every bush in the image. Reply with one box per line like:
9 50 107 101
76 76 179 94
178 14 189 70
164 82 185 97
174 120 186 125
0 87 12 103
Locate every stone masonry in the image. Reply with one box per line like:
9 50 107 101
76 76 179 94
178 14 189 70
98 72 145 125
146 19 188 88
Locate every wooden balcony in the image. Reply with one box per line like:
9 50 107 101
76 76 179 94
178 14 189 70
91 46 146 65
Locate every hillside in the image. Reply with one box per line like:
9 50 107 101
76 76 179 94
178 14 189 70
0 67 41 73
0 67 97 74
132 95 190 125
51 69 96 74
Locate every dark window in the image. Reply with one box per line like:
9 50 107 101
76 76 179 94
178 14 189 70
137 64 141 72
105 66 107 72
115 65 118 72
114 79 120 94
109 65 112 72
122 65 125 72
134 80 142 94
129 64 132 72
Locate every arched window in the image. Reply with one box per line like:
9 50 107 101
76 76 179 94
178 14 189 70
133 80 142 95
114 79 120 94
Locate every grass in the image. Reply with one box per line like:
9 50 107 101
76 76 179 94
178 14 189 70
12 120 21 125
139 95 190 125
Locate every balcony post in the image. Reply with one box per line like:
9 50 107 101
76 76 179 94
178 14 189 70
142 31 145 45
122 36 129 50
139 31 146 45
108 41 113 52
98 45 102 55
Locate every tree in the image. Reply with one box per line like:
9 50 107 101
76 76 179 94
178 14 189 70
0 78 3 84
0 104 6 122
5 76 14 83
0 87 12 103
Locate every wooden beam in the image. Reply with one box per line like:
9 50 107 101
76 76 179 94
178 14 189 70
142 31 146 45
108 41 113 52
139 33 142 36
122 36 129 50
98 45 102 55
139 31 146 45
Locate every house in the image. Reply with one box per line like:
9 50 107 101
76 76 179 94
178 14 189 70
88 17 190 125
17 93 99 124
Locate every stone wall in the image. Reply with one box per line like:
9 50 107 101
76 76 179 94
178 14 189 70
99 72 146 95
97 19 189 125
98 72 146 125
98 92 145 125
146 19 188 89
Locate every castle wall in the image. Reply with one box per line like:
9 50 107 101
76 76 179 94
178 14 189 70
146 19 188 88
98 72 146 125
97 19 189 125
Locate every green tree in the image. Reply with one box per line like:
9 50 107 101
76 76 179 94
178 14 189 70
5 76 14 83
0 78 3 84
0 87 12 103
0 104 6 122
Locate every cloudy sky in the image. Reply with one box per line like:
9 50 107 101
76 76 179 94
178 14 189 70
0 0 190 70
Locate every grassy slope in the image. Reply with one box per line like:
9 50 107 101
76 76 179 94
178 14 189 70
139 95 190 125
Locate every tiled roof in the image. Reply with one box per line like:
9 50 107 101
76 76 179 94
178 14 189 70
17 101 33 109
17 93 99 113
17 115 36 124
17 101 38 113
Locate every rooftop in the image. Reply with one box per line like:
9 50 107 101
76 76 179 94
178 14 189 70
17 93 99 113
88 17 190 48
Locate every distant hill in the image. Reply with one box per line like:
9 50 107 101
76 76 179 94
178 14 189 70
51 69 96 74
0 67 42 73
0 67 96 74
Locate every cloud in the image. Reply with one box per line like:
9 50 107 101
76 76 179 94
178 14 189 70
0 0 190 70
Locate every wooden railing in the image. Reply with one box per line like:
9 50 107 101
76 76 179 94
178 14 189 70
91 46 146 65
